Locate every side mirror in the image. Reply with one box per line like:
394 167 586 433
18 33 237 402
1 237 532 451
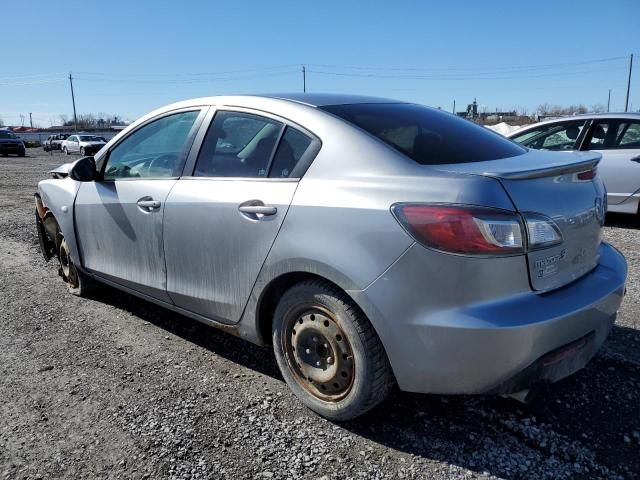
69 156 96 182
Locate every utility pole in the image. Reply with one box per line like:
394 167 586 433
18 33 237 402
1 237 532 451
452 99 456 114
29 112 33 128
625 53 633 112
302 65 306 93
69 73 78 131
607 89 611 112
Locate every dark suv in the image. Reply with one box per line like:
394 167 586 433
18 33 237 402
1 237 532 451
0 131 26 157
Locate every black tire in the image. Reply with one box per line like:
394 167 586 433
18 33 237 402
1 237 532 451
56 230 96 297
63 147 69 155
272 279 395 421
18 151 25 157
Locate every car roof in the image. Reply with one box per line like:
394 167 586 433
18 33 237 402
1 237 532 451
155 93 404 111
532 112 640 124
256 93 403 107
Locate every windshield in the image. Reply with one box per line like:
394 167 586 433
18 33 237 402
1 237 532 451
0 131 18 139
321 103 526 165
78 135 105 142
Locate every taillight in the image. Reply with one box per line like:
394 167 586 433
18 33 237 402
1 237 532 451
392 204 565 256
576 167 597 181
391 204 524 255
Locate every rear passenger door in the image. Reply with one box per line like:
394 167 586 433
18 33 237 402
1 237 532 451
582 119 640 204
163 109 320 323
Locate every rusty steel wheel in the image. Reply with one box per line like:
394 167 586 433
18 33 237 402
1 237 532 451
283 305 355 401
272 279 395 421
58 236 79 289
56 231 95 297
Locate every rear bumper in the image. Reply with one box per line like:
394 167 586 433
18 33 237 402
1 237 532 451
354 241 627 395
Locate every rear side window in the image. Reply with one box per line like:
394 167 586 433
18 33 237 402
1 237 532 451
195 111 283 178
586 120 640 150
269 127 313 178
321 103 525 165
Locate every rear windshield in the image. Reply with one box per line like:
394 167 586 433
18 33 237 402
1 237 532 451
321 103 526 165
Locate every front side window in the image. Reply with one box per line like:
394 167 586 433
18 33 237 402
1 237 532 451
104 110 199 180
511 121 585 151
321 103 525 165
195 111 283 178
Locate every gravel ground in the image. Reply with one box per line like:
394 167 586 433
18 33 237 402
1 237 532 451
1 151 639 480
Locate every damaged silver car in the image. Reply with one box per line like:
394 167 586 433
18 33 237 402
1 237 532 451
35 94 627 421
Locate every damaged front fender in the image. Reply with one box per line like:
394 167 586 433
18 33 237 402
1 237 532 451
34 193 57 261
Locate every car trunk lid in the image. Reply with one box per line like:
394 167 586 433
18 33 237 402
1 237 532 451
435 150 605 291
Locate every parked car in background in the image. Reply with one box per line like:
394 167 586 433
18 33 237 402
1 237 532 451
43 134 70 152
0 130 26 157
508 113 640 215
35 94 626 420
61 134 107 156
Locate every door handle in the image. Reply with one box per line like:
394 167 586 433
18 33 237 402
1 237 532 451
137 198 161 210
631 155 640 163
238 205 277 216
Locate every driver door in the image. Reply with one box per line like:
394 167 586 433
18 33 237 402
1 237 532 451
74 108 205 301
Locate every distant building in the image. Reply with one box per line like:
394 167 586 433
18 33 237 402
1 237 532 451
456 99 517 122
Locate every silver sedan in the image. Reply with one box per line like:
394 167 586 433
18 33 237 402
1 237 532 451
508 113 640 215
35 94 627 420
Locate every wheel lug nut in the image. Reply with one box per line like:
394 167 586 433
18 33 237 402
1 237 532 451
315 361 321 367
305 348 311 355
312 336 318 343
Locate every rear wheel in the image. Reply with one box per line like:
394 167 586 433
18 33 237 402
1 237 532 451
80 147 85 156
63 147 69 155
272 279 394 421
56 231 96 297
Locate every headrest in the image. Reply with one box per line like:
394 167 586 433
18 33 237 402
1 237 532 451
565 125 579 140
592 124 606 139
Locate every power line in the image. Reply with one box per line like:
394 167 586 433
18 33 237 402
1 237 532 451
74 65 299 78
305 66 626 81
306 55 630 73
0 72 66 81
73 70 299 84
0 78 66 87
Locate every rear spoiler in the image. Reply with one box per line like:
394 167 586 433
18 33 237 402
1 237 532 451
434 151 601 181
486 156 600 180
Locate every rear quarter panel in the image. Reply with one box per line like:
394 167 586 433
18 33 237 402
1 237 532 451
239 112 518 343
